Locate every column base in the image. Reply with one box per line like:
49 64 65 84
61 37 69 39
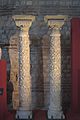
16 109 32 119
48 110 65 119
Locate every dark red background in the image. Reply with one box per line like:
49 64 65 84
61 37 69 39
66 18 80 120
0 60 15 120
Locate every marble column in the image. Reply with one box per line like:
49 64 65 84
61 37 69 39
44 16 66 119
13 15 35 119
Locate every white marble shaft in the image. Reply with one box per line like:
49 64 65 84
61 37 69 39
45 16 66 119
13 15 35 119
48 27 63 119
18 28 31 109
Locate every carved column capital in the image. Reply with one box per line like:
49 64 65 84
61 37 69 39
12 15 35 32
13 15 35 40
44 15 67 29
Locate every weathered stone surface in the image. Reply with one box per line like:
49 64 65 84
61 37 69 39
13 15 35 111
1 0 80 7
0 16 19 109
0 13 71 114
0 0 80 16
9 32 19 109
47 26 63 119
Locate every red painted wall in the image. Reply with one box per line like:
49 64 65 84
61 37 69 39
0 60 7 119
71 18 80 112
66 18 80 120
0 60 16 120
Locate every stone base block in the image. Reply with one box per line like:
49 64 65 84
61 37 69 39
48 110 65 119
16 109 32 119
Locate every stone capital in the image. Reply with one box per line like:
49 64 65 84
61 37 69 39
12 15 35 31
44 15 67 29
